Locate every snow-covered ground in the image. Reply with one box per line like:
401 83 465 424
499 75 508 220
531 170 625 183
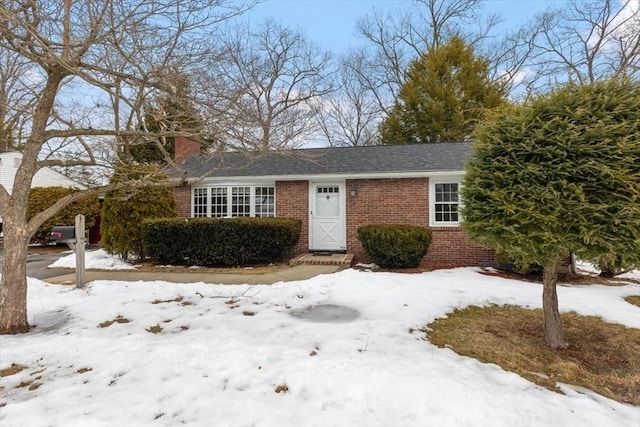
1 263 638 426
48 249 136 270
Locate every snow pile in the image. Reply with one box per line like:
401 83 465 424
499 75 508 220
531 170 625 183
576 261 640 281
48 249 136 270
0 268 638 426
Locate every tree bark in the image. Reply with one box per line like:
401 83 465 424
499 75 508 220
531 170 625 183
542 261 567 348
0 217 30 334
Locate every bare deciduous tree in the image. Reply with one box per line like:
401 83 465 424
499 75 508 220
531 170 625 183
206 20 334 150
528 0 640 89
0 0 253 334
314 51 380 147
0 50 37 152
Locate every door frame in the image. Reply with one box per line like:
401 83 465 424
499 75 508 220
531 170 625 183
308 181 347 251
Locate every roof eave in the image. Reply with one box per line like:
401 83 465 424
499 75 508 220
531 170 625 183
188 170 466 183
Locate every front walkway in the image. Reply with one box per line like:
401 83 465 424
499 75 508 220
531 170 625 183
44 264 342 286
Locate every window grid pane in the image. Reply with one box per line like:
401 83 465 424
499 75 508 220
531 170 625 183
193 188 208 217
211 187 228 217
255 186 275 218
231 186 251 217
434 183 459 223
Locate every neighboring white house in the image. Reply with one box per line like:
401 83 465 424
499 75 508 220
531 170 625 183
0 152 85 235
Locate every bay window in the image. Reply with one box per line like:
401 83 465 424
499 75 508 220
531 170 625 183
192 184 275 218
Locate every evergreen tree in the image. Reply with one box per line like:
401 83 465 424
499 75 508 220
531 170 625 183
101 165 178 260
461 79 640 348
124 73 205 164
379 36 505 144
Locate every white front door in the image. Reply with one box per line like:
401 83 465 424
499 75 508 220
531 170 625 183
310 182 346 251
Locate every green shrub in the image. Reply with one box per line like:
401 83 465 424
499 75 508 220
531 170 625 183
27 187 100 244
101 165 178 260
357 224 432 268
141 217 301 266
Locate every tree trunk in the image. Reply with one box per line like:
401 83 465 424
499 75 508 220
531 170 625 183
0 218 30 334
542 261 567 348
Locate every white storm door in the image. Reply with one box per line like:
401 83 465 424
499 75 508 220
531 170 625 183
310 183 346 251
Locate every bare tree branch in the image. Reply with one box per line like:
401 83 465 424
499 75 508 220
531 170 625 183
203 20 334 150
527 0 640 89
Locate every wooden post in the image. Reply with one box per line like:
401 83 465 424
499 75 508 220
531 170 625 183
75 214 86 288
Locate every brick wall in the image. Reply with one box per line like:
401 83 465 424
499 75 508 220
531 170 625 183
346 178 428 260
175 186 191 217
276 180 309 256
423 227 495 269
345 177 494 268
175 176 495 268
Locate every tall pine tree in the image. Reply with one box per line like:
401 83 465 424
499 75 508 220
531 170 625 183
379 36 505 144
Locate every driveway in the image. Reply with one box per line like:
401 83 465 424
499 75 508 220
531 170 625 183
0 243 72 280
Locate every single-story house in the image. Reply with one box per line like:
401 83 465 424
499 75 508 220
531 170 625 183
172 137 495 268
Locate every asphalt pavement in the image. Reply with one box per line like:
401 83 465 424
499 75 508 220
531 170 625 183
0 244 74 279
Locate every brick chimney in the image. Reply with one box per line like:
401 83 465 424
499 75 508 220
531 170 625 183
174 135 201 164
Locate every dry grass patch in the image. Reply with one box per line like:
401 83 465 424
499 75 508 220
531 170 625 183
425 305 640 406
274 384 289 393
151 296 184 304
16 379 42 391
98 315 130 328
146 324 163 334
625 295 640 307
0 364 26 377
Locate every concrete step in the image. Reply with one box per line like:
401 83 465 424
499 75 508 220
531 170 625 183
289 253 353 267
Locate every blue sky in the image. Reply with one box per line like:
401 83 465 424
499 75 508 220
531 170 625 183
245 0 558 53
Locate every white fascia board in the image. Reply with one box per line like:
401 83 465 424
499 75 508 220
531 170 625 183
188 170 466 185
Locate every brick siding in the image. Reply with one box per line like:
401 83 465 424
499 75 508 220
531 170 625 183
175 176 495 268
175 186 191 217
275 181 309 256
346 178 428 260
423 227 495 269
345 177 494 268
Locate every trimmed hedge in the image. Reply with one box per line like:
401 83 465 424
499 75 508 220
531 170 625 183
357 224 432 268
27 187 100 244
141 217 301 266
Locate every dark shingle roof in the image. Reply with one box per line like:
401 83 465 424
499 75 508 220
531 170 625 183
180 142 472 179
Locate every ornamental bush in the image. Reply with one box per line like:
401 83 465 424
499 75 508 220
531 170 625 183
27 187 100 244
461 79 640 348
141 217 301 266
462 79 640 273
357 224 432 268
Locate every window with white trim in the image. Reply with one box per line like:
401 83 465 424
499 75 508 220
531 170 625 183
255 186 275 217
430 179 462 226
193 188 208 217
192 184 275 218
231 186 251 217
210 187 228 217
